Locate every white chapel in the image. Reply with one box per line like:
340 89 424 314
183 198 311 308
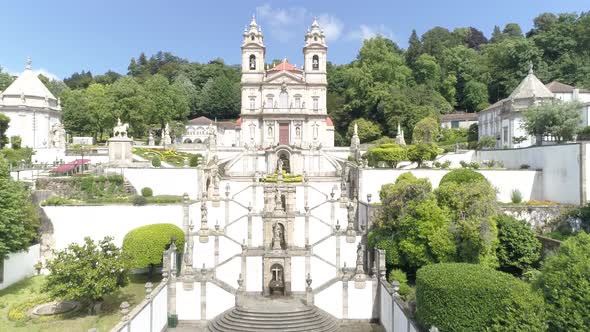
0 58 65 149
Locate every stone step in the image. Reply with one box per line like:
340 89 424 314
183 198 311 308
208 305 338 332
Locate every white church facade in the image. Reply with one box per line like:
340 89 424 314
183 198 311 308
0 59 65 149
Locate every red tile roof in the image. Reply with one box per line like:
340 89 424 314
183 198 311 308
50 159 90 173
546 80 590 93
188 116 213 125
267 60 302 72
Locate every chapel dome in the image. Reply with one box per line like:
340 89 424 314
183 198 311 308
0 58 60 110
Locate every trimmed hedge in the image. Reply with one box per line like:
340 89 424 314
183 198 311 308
439 168 487 186
151 155 161 167
122 223 185 269
416 263 546 332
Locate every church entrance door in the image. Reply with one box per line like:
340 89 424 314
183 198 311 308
279 123 289 145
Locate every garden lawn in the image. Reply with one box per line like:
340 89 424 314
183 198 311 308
0 275 155 332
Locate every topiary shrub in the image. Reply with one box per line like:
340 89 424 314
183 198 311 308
439 168 487 186
510 189 523 203
132 195 147 206
416 263 546 332
122 224 185 272
151 155 161 167
141 187 153 197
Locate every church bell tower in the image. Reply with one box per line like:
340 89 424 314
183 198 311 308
241 16 265 84
303 18 327 85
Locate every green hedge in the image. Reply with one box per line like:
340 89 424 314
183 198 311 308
122 224 185 269
416 263 546 332
439 168 487 186
141 187 153 197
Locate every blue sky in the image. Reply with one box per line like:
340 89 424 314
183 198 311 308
1 0 588 79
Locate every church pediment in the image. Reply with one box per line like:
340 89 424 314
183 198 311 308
264 71 304 84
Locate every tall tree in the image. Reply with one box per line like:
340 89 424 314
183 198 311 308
63 70 93 90
109 76 153 137
522 100 582 144
144 74 189 132
0 66 15 92
85 83 115 141
0 114 10 148
503 23 524 39
406 29 422 69
465 27 488 50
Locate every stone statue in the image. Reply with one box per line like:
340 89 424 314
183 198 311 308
272 223 283 250
277 158 283 174
274 188 282 211
50 123 66 149
148 131 155 146
347 203 355 224
113 118 129 138
201 201 208 223
207 123 217 148
162 123 172 146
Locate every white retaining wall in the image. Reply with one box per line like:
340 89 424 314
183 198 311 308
107 167 200 198
0 244 40 290
114 281 168 332
315 280 375 320
359 169 541 204
379 282 419 332
175 282 234 320
42 205 183 249
476 143 585 204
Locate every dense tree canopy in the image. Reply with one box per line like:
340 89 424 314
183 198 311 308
48 10 590 144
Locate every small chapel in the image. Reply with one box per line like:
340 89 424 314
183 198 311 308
0 58 65 149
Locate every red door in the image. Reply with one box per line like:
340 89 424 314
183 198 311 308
279 123 289 145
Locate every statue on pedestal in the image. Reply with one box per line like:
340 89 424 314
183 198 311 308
50 123 66 148
272 223 284 250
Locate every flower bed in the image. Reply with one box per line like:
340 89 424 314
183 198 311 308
262 172 303 183
132 148 202 167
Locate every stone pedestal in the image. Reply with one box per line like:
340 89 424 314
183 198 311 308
108 136 133 165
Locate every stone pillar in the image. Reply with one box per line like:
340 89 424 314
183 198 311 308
342 275 349 319
354 243 367 289
181 194 195 290
305 273 313 305
247 205 253 247
335 227 341 276
107 135 133 166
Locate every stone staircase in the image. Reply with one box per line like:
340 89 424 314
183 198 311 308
208 297 338 332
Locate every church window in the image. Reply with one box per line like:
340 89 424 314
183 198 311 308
312 55 319 70
249 54 256 70
314 36 318 41
266 95 274 108
196 127 205 135
294 96 301 108
313 97 319 111
249 97 256 111
296 126 301 138
268 125 273 137
313 123 319 138
249 123 256 139
279 91 289 108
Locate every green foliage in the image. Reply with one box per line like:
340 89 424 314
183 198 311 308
376 174 455 271
132 195 147 206
478 135 497 149
577 126 590 141
347 118 382 143
122 224 185 269
0 156 39 258
10 136 21 150
364 144 407 168
416 263 547 332
0 147 35 167
435 179 499 267
407 143 439 168
189 154 200 167
496 214 541 275
0 113 10 149
511 189 523 203
41 196 75 206
151 155 161 167
134 147 200 168
522 100 582 144
440 168 487 185
141 187 153 197
387 269 414 301
412 117 439 144
44 237 129 306
536 232 590 331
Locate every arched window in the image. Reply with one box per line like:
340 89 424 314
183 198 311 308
249 54 256 70
312 55 319 70
266 95 274 108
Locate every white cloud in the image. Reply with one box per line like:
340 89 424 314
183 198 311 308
347 24 395 41
256 4 308 42
318 14 343 41
34 69 60 81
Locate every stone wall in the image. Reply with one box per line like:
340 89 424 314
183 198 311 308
499 205 570 232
